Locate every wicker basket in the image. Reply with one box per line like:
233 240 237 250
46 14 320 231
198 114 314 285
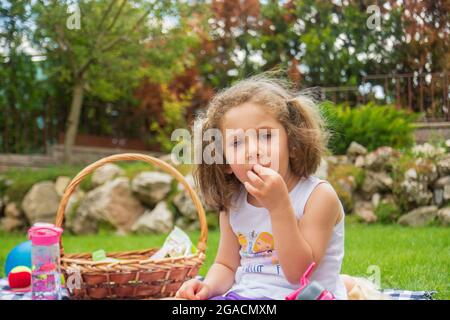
55 153 208 299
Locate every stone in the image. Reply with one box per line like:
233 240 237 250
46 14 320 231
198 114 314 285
364 146 400 171
91 163 124 187
131 172 172 207
361 171 393 198
398 206 438 227
433 176 450 188
5 202 22 218
436 155 450 177
132 201 173 233
437 207 450 226
173 192 197 220
175 217 200 232
22 181 60 224
314 158 328 180
399 179 433 207
347 141 368 157
72 177 144 234
54 176 71 197
354 201 377 223
371 193 381 208
354 155 365 168
444 185 450 202
0 217 24 232
433 189 444 207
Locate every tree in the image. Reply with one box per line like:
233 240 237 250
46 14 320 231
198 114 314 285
32 0 199 162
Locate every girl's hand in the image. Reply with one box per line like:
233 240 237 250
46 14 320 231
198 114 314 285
175 278 211 300
244 163 291 213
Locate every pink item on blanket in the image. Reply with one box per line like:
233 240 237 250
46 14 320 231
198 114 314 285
285 262 336 300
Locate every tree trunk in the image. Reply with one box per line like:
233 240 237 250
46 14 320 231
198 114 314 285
64 79 84 163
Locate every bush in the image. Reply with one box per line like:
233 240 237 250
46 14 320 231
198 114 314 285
374 202 402 224
321 102 421 155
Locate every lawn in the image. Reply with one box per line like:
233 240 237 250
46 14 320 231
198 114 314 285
0 221 448 299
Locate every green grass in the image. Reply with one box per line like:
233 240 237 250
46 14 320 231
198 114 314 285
0 222 448 299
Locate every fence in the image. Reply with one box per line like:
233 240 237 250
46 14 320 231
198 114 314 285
323 72 449 121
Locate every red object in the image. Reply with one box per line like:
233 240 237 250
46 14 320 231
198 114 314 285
8 268 31 289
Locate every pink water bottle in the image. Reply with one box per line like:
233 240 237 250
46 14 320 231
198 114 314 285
28 223 63 300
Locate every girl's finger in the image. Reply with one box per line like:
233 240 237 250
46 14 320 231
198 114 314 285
184 286 196 300
247 169 264 187
195 285 209 300
244 181 260 198
253 163 276 178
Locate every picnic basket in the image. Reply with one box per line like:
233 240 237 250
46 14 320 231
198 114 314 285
54 153 208 299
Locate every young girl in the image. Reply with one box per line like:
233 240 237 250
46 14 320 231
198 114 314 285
175 75 348 300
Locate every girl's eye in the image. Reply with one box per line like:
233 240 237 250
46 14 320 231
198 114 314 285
260 133 272 140
231 139 242 147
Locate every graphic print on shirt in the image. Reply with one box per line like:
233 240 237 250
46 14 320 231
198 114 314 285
236 230 281 276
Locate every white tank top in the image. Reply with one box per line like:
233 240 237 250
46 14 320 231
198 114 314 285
227 175 347 300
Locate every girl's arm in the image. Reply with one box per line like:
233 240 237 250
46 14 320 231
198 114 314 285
245 164 341 285
202 210 241 297
271 182 342 284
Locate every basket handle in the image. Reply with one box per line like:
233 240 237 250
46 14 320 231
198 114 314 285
55 153 208 253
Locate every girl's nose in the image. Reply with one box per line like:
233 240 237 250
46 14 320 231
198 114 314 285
246 140 260 163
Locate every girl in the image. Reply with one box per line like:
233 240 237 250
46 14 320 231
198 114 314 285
176 74 348 300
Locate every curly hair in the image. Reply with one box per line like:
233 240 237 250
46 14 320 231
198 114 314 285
192 73 330 212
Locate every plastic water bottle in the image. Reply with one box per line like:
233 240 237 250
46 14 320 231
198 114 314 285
28 223 63 300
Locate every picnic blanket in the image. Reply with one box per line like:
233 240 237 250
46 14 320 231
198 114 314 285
0 278 436 300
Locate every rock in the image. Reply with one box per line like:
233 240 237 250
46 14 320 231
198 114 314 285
0 217 24 232
445 185 450 202
433 175 450 188
173 192 197 220
131 172 172 207
354 201 377 223
54 176 71 197
361 171 393 198
91 163 124 187
132 201 173 233
347 141 367 157
398 206 438 227
446 139 450 150
371 193 381 208
437 207 450 226
22 181 60 224
399 179 433 207
5 202 22 218
175 216 200 232
433 189 444 207
314 158 328 180
64 190 86 229
436 154 450 177
434 176 450 202
364 146 400 171
72 177 144 234
354 155 365 168
176 174 195 192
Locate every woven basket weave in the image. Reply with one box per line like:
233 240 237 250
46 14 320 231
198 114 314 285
55 153 207 299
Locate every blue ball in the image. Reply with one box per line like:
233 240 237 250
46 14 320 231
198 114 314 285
4 240 32 275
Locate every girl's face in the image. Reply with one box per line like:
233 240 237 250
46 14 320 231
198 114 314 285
221 102 292 185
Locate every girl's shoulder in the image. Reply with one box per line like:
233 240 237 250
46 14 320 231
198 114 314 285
303 177 344 225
